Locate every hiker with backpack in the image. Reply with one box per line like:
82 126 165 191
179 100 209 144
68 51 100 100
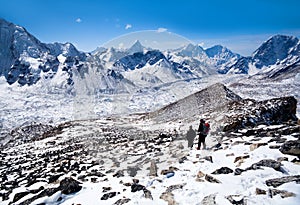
186 125 196 149
197 119 210 150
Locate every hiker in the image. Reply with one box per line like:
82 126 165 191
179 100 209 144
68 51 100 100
186 125 196 148
197 119 210 150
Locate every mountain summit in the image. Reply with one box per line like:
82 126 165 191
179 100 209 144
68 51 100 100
228 35 300 74
0 18 86 86
127 40 145 54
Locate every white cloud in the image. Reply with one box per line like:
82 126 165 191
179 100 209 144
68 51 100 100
125 24 132 30
76 18 82 23
157 27 167 33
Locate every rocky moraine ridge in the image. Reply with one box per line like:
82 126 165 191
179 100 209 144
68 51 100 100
0 85 299 205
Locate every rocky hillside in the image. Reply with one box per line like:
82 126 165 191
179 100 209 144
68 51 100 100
148 83 298 134
148 83 242 122
0 108 299 204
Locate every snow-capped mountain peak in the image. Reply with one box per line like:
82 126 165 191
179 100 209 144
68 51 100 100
127 40 145 54
252 34 299 68
176 43 206 58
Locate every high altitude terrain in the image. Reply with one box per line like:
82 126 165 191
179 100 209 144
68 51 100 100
0 19 299 205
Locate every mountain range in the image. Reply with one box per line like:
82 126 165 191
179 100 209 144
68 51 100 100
0 18 299 92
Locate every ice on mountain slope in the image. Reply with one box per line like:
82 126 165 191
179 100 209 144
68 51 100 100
0 18 86 86
228 35 300 75
205 45 241 74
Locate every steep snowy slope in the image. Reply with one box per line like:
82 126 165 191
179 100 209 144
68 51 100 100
228 35 300 75
0 18 86 86
205 45 241 74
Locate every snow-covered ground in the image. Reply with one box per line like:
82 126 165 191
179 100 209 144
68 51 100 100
0 72 299 205
0 117 299 205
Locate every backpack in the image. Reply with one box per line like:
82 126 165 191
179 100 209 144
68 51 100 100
203 123 210 135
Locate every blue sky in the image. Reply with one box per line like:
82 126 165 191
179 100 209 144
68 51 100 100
1 0 300 55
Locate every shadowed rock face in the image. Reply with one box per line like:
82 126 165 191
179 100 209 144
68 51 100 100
279 140 300 157
223 96 298 132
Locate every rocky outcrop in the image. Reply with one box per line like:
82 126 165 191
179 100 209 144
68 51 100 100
266 175 300 188
223 96 298 132
279 140 300 157
211 167 233 175
201 194 217 205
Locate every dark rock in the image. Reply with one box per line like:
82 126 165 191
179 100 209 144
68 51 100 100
248 159 282 172
86 170 106 178
223 96 298 132
113 170 124 178
143 189 153 200
201 194 217 205
291 158 300 164
127 166 140 177
234 155 249 163
122 182 132 187
20 188 59 205
205 175 221 183
255 188 267 195
59 177 82 195
12 191 30 203
149 160 158 177
266 175 300 188
201 156 213 163
166 183 186 192
268 188 296 198
103 187 112 192
226 195 246 205
113 198 131 205
48 174 63 183
91 177 97 183
211 167 233 175
279 140 300 157
277 157 288 162
101 192 119 200
131 184 145 192
179 156 187 164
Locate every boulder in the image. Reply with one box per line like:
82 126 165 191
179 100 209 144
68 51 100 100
226 195 247 205
201 194 217 205
166 183 186 192
160 192 178 205
234 155 249 163
131 184 145 192
279 140 300 157
101 192 119 200
205 174 221 183
59 177 82 195
149 160 158 177
113 198 131 205
255 188 266 195
248 159 282 172
268 188 296 198
143 189 153 200
211 167 233 175
266 175 300 188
